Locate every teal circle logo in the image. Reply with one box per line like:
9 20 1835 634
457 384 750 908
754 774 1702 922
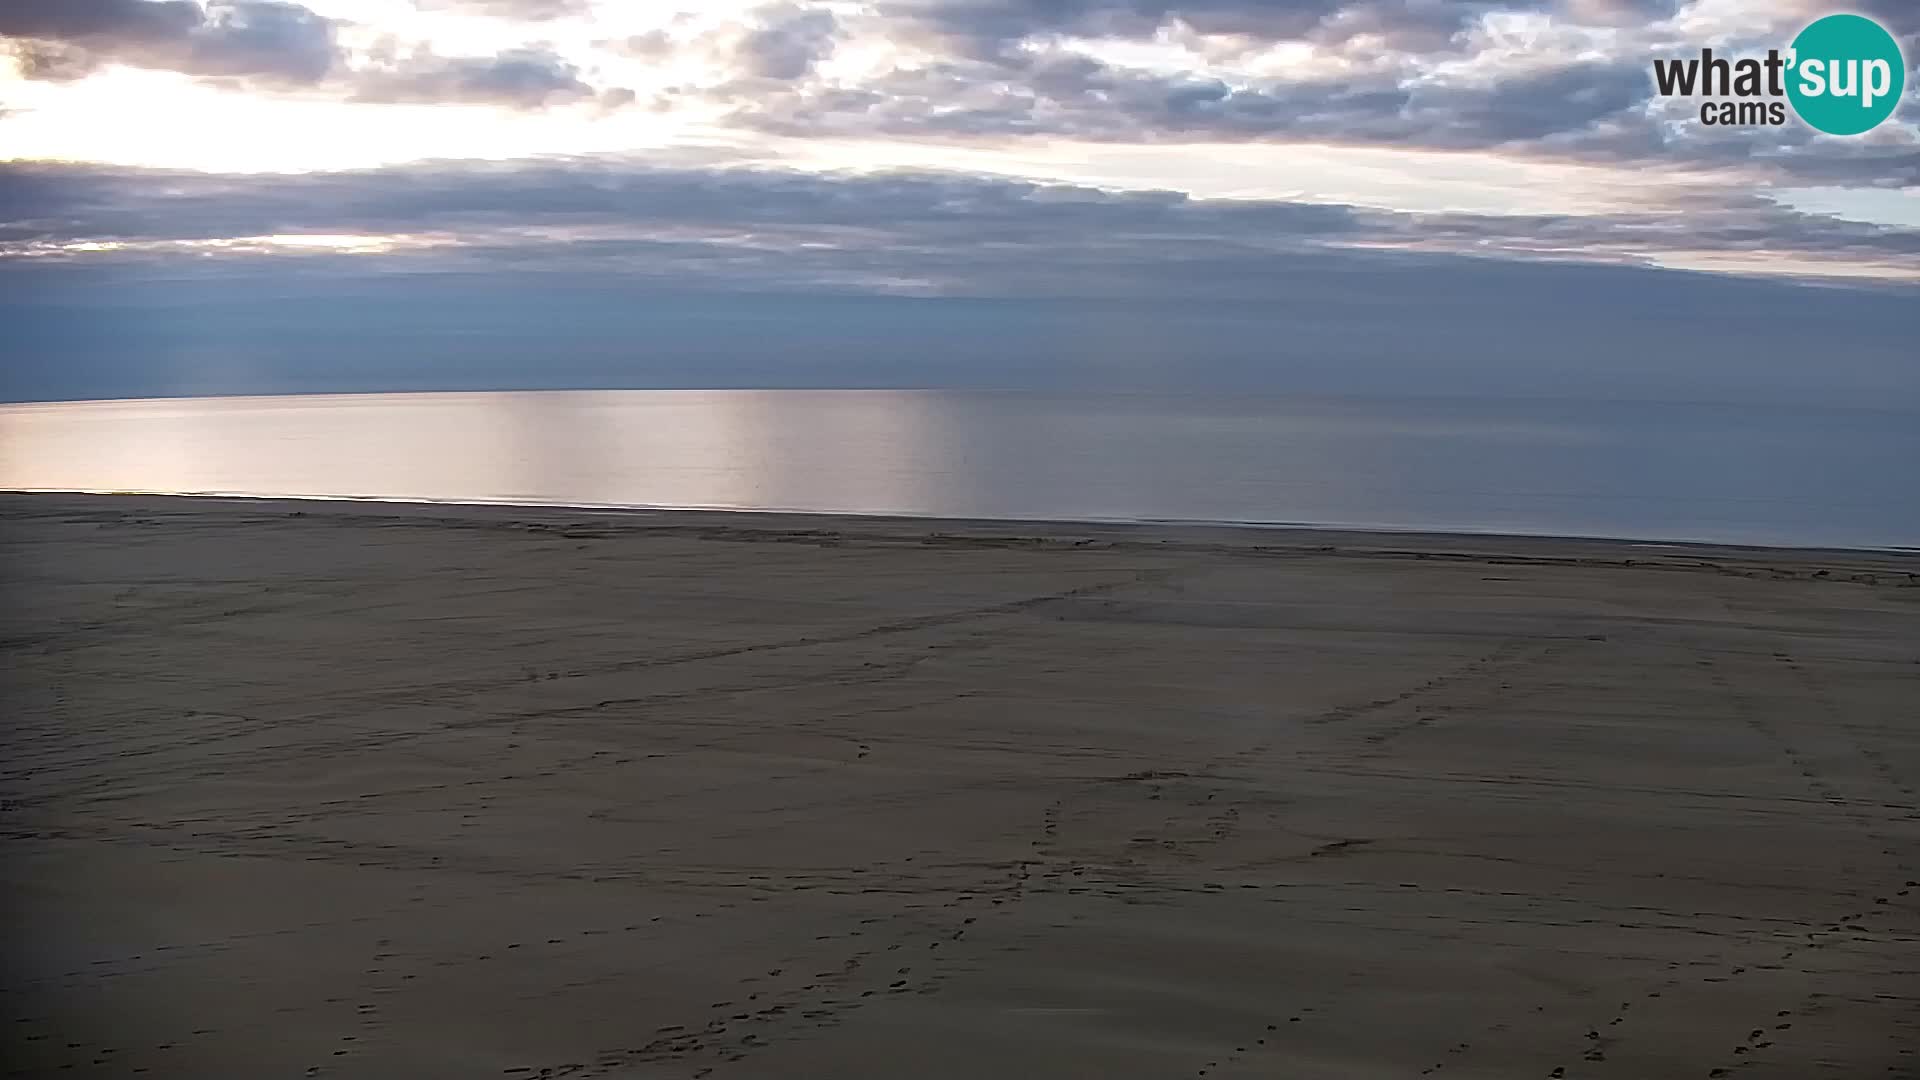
1786 14 1906 136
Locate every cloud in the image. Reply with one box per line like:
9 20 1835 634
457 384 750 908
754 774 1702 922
886 0 1340 56
0 0 208 45
699 0 1917 188
732 4 839 80
0 0 340 85
1363 192 1920 272
1 158 1914 291
876 0 1627 57
7 1 1909 176
0 0 634 109
8 39 106 81
1553 0 1680 23
1414 62 1651 144
607 30 673 59
1850 0 1920 43
348 47 603 108
724 50 1653 149
3 0 1913 410
413 0 593 19
6 236 1917 410
0 157 1349 252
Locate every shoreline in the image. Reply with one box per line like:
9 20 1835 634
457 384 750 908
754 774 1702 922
5 385 1919 416
6 491 1918 573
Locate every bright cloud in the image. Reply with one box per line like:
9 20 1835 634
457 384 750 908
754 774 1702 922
1 0 1917 284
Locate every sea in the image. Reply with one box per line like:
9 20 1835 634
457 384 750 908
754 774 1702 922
1 390 1913 550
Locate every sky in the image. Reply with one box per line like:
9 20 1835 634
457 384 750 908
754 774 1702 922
1 0 1916 405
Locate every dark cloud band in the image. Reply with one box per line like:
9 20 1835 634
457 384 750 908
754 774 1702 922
2 159 1914 290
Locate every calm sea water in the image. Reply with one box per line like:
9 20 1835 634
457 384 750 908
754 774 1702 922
1 391 1913 549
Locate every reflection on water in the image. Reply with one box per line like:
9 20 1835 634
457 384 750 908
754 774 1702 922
1 390 1914 549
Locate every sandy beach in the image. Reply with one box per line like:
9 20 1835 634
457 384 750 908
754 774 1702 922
3 493 1917 1079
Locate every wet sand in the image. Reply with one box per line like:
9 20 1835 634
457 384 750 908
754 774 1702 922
4 494 1918 1079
